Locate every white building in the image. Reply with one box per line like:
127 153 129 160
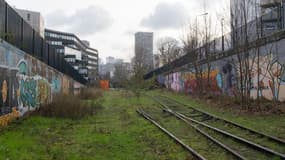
64 46 88 79
135 32 154 72
15 9 45 38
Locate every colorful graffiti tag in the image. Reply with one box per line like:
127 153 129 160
52 78 61 93
0 39 83 125
160 56 285 101
1 80 7 104
19 78 37 108
249 56 285 101
164 69 223 94
18 60 27 75
38 80 51 104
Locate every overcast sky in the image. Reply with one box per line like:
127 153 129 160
6 0 229 63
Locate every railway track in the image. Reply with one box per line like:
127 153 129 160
137 107 244 160
147 95 285 160
137 109 207 160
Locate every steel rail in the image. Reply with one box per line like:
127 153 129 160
159 95 285 145
162 108 247 160
175 111 285 159
136 109 207 160
152 96 285 159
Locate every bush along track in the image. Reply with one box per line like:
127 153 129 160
142 95 285 160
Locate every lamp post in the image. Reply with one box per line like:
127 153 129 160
281 0 284 29
221 18 225 51
195 12 208 47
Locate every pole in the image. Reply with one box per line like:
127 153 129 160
281 0 284 29
195 13 208 48
221 18 225 51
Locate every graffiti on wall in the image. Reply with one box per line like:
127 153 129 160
38 79 51 104
52 78 61 93
0 67 11 115
249 56 285 101
0 39 84 126
160 54 285 101
220 63 236 96
18 60 27 75
62 77 70 95
1 80 8 104
0 107 20 126
19 78 37 108
160 62 239 96
163 69 224 94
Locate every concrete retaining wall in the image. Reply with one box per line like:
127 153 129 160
0 39 84 126
158 38 285 101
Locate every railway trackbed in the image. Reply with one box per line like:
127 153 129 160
136 95 285 160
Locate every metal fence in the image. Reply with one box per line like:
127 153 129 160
0 0 87 84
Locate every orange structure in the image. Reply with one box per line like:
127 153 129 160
100 80 110 90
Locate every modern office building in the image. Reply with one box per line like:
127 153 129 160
99 57 128 79
260 0 285 34
229 0 285 48
230 0 260 27
15 9 45 38
45 29 98 81
230 0 285 36
134 32 154 71
0 2 86 84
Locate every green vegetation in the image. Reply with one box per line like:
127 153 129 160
0 91 191 160
1 89 285 160
148 90 285 140
35 94 97 120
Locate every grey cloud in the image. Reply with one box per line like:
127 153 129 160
45 6 113 36
141 2 188 30
123 30 135 36
46 10 71 27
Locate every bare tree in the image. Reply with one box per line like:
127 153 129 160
229 0 260 108
112 63 129 88
129 47 156 99
182 22 204 95
157 37 183 66
263 46 285 104
201 14 218 90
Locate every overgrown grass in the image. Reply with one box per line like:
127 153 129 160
79 88 103 100
0 91 191 160
148 89 285 139
34 94 97 120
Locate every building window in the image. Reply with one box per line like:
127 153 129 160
65 57 76 63
27 13 31 21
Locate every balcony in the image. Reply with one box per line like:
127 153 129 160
261 0 281 8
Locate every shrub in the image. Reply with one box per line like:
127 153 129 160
79 88 103 100
35 94 99 120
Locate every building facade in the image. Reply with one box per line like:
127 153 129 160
15 9 45 38
99 57 128 79
135 32 154 72
230 0 285 41
260 0 285 34
44 29 98 82
106 56 116 64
